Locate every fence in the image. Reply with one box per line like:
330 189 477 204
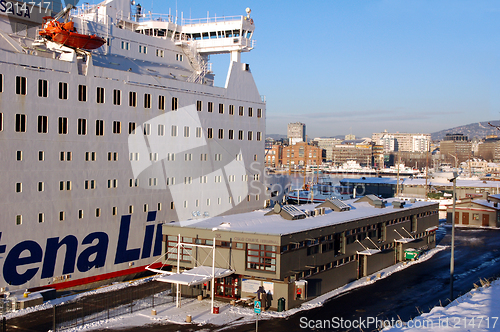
54 281 171 331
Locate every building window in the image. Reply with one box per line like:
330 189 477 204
16 76 27 95
208 102 213 113
38 115 48 133
248 107 253 117
171 97 178 111
129 91 137 107
219 103 224 114
15 114 27 132
129 122 136 134
246 244 276 271
78 118 87 135
58 117 68 134
257 108 262 118
78 84 87 102
96 87 105 103
38 79 48 97
144 93 151 108
229 105 234 115
196 100 202 111
113 121 121 134
113 89 121 105
257 132 262 141
239 106 244 116
96 120 104 136
166 236 191 261
158 95 165 110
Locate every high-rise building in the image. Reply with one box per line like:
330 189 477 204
287 122 306 145
311 137 342 162
372 131 431 152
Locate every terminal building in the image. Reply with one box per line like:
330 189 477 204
160 197 439 310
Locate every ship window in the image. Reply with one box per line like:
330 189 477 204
248 107 253 117
59 211 65 221
158 203 161 211
58 82 68 100
233 29 240 37
218 128 224 139
121 41 130 50
39 151 44 161
38 115 48 134
257 108 262 118
143 123 151 135
158 95 165 110
79 210 83 219
196 127 202 138
39 213 44 223
171 125 178 137
38 79 48 98
78 85 87 102
228 129 234 140
196 100 202 111
129 122 136 134
129 91 137 107
0 74 3 92
219 103 224 114
139 45 147 54
184 126 190 137
0 113 2 131
144 93 151 108
113 89 121 105
96 208 101 217
16 76 27 95
167 153 175 161
129 205 133 214
156 49 164 57
16 215 22 225
257 132 262 141
15 114 26 132
112 207 117 216
158 124 164 136
38 181 44 191
171 97 178 110
175 54 183 61
170 202 174 209
78 118 87 135
202 32 209 40
210 31 217 39
144 204 148 212
225 30 232 38
166 177 175 185
15 182 22 193
208 102 213 112
207 128 213 139
238 130 243 140
58 117 68 135
229 105 234 115
200 154 207 162
150 152 158 161
239 106 244 116
113 121 121 134
96 119 104 136
96 87 105 103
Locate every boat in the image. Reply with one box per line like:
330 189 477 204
0 0 265 292
286 178 353 203
38 5 106 50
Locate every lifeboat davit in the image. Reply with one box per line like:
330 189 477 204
39 19 106 50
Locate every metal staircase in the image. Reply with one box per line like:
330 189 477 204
180 41 211 84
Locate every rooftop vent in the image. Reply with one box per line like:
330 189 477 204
264 204 306 220
392 201 406 209
316 198 351 212
354 195 386 208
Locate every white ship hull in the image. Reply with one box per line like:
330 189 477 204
0 0 265 291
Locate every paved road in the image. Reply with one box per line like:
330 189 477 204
9 226 500 332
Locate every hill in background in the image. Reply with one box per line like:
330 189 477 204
431 120 500 141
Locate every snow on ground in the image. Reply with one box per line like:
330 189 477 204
2 245 447 331
384 279 500 332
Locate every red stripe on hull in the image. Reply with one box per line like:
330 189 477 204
28 262 165 292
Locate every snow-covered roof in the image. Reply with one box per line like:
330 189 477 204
157 266 234 286
165 198 437 236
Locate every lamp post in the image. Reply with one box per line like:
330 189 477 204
449 171 458 301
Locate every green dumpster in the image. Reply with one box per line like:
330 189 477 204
404 248 420 260
277 297 286 312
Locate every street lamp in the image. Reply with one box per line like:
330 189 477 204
448 171 458 301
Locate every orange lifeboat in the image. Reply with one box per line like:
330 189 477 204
39 19 106 50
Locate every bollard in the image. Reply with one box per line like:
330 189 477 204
151 309 157 316
377 273 382 278
197 295 203 301
186 315 192 323
230 300 236 306
366 277 371 282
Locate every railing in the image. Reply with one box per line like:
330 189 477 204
181 15 244 25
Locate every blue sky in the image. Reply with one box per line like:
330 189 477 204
132 1 498 138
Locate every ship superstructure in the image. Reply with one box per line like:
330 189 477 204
0 0 266 291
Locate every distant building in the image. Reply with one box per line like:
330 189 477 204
443 133 468 142
331 144 372 166
477 137 500 162
372 132 431 153
345 134 356 140
446 193 500 228
282 142 323 167
311 138 342 162
287 122 306 145
439 134 472 165
265 144 283 167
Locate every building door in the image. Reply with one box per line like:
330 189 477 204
462 212 469 225
454 212 459 224
357 254 367 278
482 214 490 227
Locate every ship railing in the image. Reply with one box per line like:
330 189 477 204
181 15 244 26
136 12 176 23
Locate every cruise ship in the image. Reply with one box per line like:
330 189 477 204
0 0 266 291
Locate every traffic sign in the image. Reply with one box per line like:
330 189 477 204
254 300 261 314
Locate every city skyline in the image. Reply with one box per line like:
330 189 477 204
104 0 499 138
